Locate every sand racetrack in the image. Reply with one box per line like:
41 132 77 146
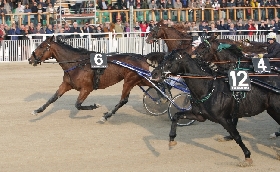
0 62 279 172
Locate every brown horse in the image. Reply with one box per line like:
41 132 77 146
146 20 266 55
28 36 152 121
145 20 193 54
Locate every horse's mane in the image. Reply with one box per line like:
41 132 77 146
56 39 90 55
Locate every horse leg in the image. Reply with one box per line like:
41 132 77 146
75 89 100 110
100 75 140 122
100 94 130 122
267 109 280 125
32 82 72 115
221 117 239 141
219 118 252 166
169 111 205 147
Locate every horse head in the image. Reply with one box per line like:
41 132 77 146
151 50 191 81
145 22 167 44
28 36 55 66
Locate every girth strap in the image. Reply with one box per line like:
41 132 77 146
93 68 105 90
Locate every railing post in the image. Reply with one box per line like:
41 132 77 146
108 32 112 53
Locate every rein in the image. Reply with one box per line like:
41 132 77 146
43 57 90 64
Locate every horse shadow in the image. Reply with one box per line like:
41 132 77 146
24 92 147 122
111 111 279 161
24 92 279 161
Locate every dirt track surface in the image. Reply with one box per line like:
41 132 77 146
0 62 279 172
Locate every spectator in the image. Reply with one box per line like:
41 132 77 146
29 22 35 33
149 20 155 30
181 0 187 21
258 20 268 35
236 0 243 20
268 19 279 33
196 0 205 22
20 24 31 40
190 21 199 38
199 20 210 37
228 23 237 35
14 2 24 25
8 23 20 40
212 0 220 21
248 20 257 35
31 1 38 25
94 26 104 39
204 0 211 22
39 0 47 12
63 24 71 38
188 0 195 22
3 0 11 22
251 0 258 20
174 0 182 21
244 0 251 20
0 6 7 25
276 0 280 18
32 24 45 40
0 23 6 41
69 22 82 38
166 0 173 10
227 0 236 20
123 22 130 37
135 0 143 17
74 0 83 14
82 22 94 38
4 23 9 40
260 0 267 20
134 21 141 37
225 18 232 30
149 0 158 21
265 0 275 20
55 24 62 33
45 24 54 34
23 4 31 25
37 3 44 24
98 0 108 10
217 18 227 30
139 21 148 37
158 0 166 19
57 27 65 40
46 3 55 24
114 19 124 38
220 0 227 20
236 21 245 35
141 0 149 9
209 21 218 33
103 21 114 37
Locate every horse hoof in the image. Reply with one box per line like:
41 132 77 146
95 104 101 108
238 158 253 167
276 152 280 161
99 117 106 123
270 133 277 139
31 111 37 116
169 141 177 147
216 135 233 142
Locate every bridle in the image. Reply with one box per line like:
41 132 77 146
194 39 212 59
148 25 192 47
32 41 51 65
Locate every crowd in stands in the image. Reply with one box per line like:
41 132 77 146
0 0 280 41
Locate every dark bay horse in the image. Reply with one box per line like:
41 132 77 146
192 35 280 141
28 36 152 121
145 20 193 54
151 53 280 166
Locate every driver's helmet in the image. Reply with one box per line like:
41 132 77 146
192 40 202 47
267 32 277 41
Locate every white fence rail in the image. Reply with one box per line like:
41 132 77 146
0 33 279 62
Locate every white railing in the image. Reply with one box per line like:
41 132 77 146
0 32 279 62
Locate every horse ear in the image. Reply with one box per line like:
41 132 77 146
50 35 54 42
